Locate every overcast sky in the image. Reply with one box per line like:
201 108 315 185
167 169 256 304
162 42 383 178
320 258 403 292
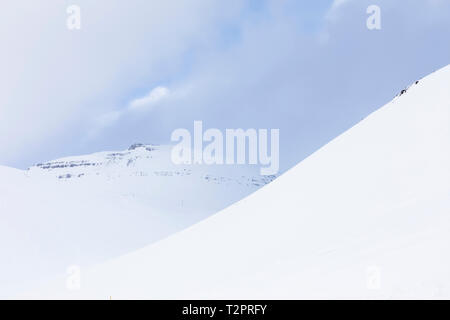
1 0 450 170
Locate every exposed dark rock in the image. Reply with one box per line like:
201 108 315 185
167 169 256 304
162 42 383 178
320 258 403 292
128 143 144 150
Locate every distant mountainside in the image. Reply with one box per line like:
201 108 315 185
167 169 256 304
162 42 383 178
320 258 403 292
0 143 275 297
27 143 275 186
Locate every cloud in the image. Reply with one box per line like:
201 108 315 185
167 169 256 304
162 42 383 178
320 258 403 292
2 0 450 172
108 0 450 171
128 86 170 111
0 0 244 167
330 0 351 11
91 111 122 134
90 86 171 136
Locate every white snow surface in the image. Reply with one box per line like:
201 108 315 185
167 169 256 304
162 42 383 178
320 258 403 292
15 65 450 299
0 144 274 297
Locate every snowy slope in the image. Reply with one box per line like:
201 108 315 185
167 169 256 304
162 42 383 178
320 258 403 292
0 144 274 297
27 65 450 299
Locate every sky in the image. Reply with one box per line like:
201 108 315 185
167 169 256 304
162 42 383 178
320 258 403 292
1 0 450 171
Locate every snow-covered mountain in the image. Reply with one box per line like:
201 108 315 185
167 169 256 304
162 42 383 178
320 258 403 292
27 143 275 187
0 144 274 297
26 65 450 299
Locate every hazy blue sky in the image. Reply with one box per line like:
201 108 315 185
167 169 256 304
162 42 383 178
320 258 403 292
1 0 450 170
